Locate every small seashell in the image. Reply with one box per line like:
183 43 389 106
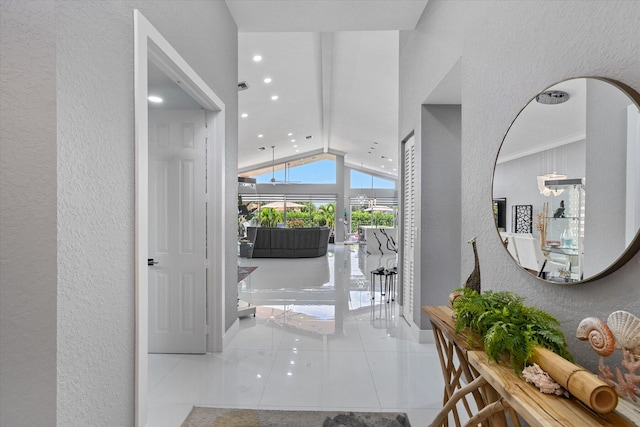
607 311 640 359
576 317 616 357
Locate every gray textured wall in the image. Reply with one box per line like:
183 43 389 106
401 0 640 372
417 105 462 327
462 1 640 373
0 1 58 425
493 141 586 235
1 1 238 425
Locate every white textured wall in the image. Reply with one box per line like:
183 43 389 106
401 0 640 371
56 4 135 422
2 1 237 425
584 79 631 276
0 1 58 425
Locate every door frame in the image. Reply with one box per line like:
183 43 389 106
134 10 226 427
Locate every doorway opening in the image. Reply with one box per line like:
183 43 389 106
134 10 226 427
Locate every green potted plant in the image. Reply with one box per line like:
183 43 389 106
452 290 573 373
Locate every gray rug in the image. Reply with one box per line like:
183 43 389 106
180 407 411 427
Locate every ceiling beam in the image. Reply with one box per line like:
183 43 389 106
320 32 333 154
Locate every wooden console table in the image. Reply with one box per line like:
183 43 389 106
423 306 632 427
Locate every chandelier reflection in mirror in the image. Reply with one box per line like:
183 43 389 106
535 93 570 197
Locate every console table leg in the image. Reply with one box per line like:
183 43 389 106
429 376 488 427
463 398 510 427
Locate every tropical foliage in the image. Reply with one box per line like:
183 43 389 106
452 290 573 373
259 208 283 227
318 204 336 229
256 203 337 228
350 210 394 232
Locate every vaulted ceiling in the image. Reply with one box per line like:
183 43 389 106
227 0 430 178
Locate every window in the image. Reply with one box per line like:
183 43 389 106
254 159 336 184
350 170 395 189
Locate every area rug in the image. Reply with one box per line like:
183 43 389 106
238 266 258 283
180 407 411 427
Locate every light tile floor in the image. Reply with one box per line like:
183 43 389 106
148 244 445 426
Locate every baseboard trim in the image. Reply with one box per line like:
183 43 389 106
416 327 435 343
402 310 435 344
222 318 240 350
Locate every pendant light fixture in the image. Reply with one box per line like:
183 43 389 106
270 145 276 184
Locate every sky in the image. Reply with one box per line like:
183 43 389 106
254 159 395 189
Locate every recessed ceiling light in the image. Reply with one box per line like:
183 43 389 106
271 95 278 101
263 77 272 83
288 133 293 136
241 113 248 118
253 55 262 62
393 168 397 171
291 139 295 143
258 134 263 138
388 158 393 162
296 150 299 153
148 95 163 103
381 165 385 168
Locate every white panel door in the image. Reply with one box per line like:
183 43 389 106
148 109 207 354
402 136 415 320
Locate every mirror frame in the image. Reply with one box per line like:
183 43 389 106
492 77 640 284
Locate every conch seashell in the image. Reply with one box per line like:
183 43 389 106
576 317 615 357
607 311 640 359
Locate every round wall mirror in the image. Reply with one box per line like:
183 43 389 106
492 77 640 284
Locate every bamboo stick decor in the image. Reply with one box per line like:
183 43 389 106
529 346 618 414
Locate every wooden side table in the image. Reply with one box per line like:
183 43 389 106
423 306 633 427
423 306 517 427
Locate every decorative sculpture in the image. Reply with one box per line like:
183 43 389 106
462 237 481 294
553 200 566 218
576 310 640 403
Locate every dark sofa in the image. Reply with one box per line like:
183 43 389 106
247 227 330 258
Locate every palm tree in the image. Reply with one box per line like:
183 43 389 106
260 208 282 227
318 203 336 230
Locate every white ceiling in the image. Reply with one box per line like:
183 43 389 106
498 79 587 163
226 0 429 32
147 7 613 182
148 61 202 110
228 0 430 178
